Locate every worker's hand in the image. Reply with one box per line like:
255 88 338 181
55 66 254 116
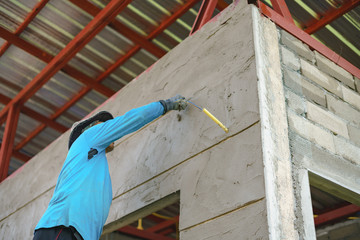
161 95 188 113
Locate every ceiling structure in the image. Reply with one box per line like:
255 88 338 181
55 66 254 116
0 0 359 180
0 0 359 238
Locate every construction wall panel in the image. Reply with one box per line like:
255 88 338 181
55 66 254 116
279 25 360 238
0 2 268 239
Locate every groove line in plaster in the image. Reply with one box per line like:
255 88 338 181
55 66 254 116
0 185 54 223
113 120 261 201
180 197 265 232
1 120 261 224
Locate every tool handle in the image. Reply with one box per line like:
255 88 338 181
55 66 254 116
203 108 229 133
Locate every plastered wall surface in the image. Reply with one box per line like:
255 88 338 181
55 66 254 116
0 2 270 240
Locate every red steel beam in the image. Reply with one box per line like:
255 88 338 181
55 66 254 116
258 1 360 79
314 204 360 226
12 150 31 162
216 0 229 11
0 0 131 125
12 0 202 148
0 104 21 181
0 26 115 98
118 226 175 240
5 0 201 160
190 0 218 35
0 92 67 133
69 0 166 58
0 144 30 163
148 0 200 39
146 216 179 233
21 107 67 133
305 0 360 34
0 0 49 57
15 124 46 151
270 0 294 23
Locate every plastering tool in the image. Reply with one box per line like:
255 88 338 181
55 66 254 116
187 100 229 133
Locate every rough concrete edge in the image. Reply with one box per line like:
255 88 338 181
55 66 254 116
308 171 360 206
252 6 298 240
298 169 317 239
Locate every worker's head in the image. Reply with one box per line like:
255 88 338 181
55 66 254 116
68 111 114 150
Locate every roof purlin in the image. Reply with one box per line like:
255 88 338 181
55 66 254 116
304 0 360 34
0 26 115 97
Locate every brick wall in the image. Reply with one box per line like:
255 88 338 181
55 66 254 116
279 28 360 237
280 29 360 165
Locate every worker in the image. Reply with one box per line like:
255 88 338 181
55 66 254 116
33 95 188 240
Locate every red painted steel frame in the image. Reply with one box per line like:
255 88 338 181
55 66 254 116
270 0 293 23
0 92 67 133
190 0 218 35
258 1 360 79
0 0 133 178
315 204 360 226
0 26 115 98
216 0 230 11
69 0 166 58
0 104 21 181
146 216 179 233
305 0 360 34
0 0 49 57
118 226 175 240
7 0 201 159
0 0 131 122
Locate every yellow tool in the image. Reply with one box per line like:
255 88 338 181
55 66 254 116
187 100 229 133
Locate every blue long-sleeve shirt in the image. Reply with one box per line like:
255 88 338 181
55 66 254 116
35 102 164 240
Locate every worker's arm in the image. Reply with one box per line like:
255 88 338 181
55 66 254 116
84 96 187 150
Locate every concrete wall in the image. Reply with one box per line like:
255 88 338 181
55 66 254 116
0 2 270 239
2 2 359 240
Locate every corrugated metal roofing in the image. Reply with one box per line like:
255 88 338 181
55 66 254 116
0 0 359 176
0 0 206 174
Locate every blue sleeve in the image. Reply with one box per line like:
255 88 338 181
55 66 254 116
83 102 164 150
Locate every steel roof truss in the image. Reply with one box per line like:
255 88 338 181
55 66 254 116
69 0 166 58
0 92 67 133
270 0 294 23
190 0 218 35
257 1 360 79
304 0 360 34
0 0 49 57
0 26 115 97
0 104 21 181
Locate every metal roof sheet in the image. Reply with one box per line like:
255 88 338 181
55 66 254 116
0 0 358 177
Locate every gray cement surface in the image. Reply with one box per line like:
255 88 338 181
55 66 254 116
0 2 269 239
